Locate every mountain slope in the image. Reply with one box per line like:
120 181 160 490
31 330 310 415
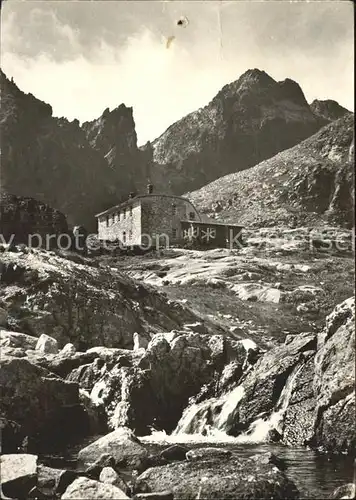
310 99 350 122
0 71 142 229
187 113 354 228
149 69 328 194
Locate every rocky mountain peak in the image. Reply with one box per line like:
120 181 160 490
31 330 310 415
151 69 329 196
277 78 309 107
237 68 276 88
0 69 53 126
1 67 351 230
82 104 138 153
310 99 350 121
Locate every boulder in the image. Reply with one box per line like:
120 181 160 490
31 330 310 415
38 351 97 379
160 444 189 462
0 330 38 350
36 333 59 354
0 454 37 498
186 447 232 461
137 454 299 499
84 453 115 480
77 427 148 469
37 465 78 497
99 467 128 493
61 477 129 499
231 283 281 303
0 356 85 450
60 343 77 356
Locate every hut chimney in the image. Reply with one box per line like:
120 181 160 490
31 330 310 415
147 183 153 194
129 192 135 199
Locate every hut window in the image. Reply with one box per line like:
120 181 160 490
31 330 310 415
189 212 195 220
122 231 126 243
172 204 177 215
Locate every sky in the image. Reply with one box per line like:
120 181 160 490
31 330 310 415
1 0 354 145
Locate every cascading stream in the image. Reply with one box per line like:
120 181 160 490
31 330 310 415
166 363 302 444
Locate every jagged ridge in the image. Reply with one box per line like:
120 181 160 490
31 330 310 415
149 69 330 195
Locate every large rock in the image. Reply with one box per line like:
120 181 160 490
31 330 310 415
0 330 38 350
160 445 189 462
0 355 87 450
312 297 355 452
61 477 129 499
77 427 148 469
99 467 128 492
36 333 59 354
0 454 38 498
37 465 78 497
60 343 77 356
138 453 299 499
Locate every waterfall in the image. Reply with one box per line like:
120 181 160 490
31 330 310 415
169 385 246 441
216 386 245 430
234 363 303 444
141 364 302 445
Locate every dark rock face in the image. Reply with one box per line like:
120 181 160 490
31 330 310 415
36 465 78 497
0 192 68 246
312 298 355 453
310 99 350 122
0 355 89 451
150 68 328 195
188 113 354 228
0 71 138 230
82 106 148 199
77 427 149 469
137 452 300 500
